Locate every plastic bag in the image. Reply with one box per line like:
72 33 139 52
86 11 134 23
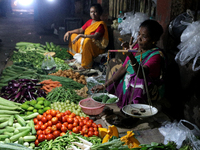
159 120 200 149
73 53 82 64
169 9 194 39
175 21 200 69
41 54 56 73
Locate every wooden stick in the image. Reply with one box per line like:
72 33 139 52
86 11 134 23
108 49 138 52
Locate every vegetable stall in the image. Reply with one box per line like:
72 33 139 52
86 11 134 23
0 41 187 150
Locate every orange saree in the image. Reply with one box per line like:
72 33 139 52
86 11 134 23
68 21 109 69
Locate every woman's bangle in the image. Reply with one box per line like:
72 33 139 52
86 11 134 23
85 35 87 38
102 84 106 88
131 62 137 67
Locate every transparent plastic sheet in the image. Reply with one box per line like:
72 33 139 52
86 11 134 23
86 75 106 95
158 120 200 149
175 21 200 69
41 54 56 73
118 12 148 40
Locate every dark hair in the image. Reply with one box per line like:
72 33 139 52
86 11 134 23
140 19 164 41
91 3 103 16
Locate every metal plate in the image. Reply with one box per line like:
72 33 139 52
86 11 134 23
92 93 119 105
122 104 158 118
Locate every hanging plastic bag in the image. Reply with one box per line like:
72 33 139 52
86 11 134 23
73 53 82 64
41 54 56 73
159 120 200 149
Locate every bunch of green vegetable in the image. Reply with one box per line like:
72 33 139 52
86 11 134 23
93 94 118 104
21 97 51 115
54 57 71 71
51 100 87 117
53 45 72 60
46 87 83 104
132 141 177 150
35 131 101 150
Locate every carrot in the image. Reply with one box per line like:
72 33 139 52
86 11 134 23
39 79 52 84
42 86 51 93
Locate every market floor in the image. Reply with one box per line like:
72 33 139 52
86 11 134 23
0 11 169 145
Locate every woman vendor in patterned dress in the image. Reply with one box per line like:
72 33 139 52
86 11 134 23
63 3 109 70
92 19 166 109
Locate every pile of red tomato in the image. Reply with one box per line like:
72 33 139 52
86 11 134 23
33 109 102 146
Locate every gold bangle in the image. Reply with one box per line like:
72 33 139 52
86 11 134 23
131 62 137 67
85 35 87 38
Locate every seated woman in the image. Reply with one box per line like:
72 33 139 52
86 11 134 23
92 19 166 109
63 3 109 70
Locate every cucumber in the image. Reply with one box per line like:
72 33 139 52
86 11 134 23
45 42 51 49
102 95 110 103
106 97 118 103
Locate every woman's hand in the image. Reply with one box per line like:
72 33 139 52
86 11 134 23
72 34 85 44
63 31 71 42
91 85 104 93
121 41 129 49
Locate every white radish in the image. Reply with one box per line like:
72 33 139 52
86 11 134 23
71 142 90 149
76 137 93 146
71 145 81 150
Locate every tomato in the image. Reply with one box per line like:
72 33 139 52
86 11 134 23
93 127 98 131
56 113 62 121
34 124 40 131
85 117 90 121
62 122 68 128
37 130 43 135
77 126 82 132
83 120 87 125
67 117 74 124
65 110 71 115
37 115 43 121
70 113 76 118
51 117 58 125
86 122 92 127
33 118 38 124
97 124 103 128
82 128 88 134
41 117 47 124
82 125 88 129
35 139 39 147
46 109 51 115
43 112 47 117
37 121 43 126
88 119 94 123
72 127 79 133
45 128 52 135
53 130 60 138
80 117 84 120
51 125 57 132
61 126 68 132
51 110 57 117
94 131 99 136
38 134 46 142
56 122 62 130
84 134 88 137
79 121 84 127
74 118 79 124
56 110 60 114
73 122 78 127
60 132 66 136
62 116 67 122
88 127 94 132
46 115 52 121
67 124 73 130
47 121 52 127
46 134 54 141
41 124 47 130
92 123 97 128
88 131 94 137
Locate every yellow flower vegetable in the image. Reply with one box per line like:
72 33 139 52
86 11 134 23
120 131 141 149
98 125 119 143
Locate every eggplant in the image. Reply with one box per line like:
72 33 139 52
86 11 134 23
13 82 21 88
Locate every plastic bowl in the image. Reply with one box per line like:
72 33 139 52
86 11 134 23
79 98 105 115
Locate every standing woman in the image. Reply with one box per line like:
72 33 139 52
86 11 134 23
92 19 166 109
64 3 109 70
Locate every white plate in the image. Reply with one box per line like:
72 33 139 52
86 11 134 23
92 93 119 104
122 104 158 118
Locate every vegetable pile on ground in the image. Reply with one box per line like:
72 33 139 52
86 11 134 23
39 79 62 94
33 109 103 147
21 97 51 115
0 97 38 149
0 79 46 103
49 69 87 85
46 87 83 104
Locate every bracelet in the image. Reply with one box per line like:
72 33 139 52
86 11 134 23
131 62 137 67
102 84 106 88
85 35 87 38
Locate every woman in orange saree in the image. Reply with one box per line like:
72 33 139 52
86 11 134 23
63 4 109 69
